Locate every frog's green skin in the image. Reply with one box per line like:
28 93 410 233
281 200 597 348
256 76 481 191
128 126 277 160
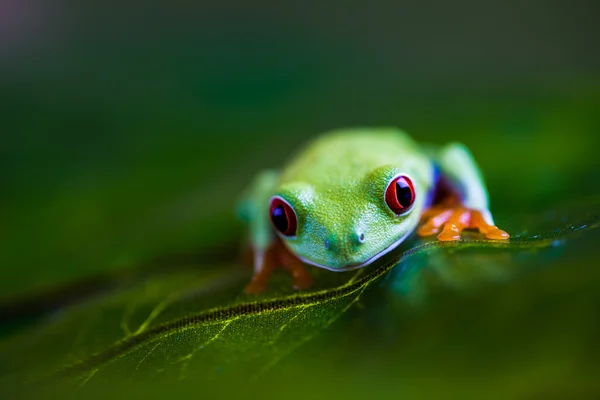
238 127 494 271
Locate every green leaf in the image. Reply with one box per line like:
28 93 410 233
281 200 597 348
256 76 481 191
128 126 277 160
1 203 598 399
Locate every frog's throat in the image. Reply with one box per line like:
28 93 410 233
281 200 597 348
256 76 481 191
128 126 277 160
291 229 414 272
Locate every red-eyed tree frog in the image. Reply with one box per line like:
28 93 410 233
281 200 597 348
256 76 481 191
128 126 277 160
238 128 509 293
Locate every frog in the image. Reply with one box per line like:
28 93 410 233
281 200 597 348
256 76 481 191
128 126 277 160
237 127 509 294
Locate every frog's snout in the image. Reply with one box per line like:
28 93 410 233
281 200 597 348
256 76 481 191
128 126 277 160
324 229 365 260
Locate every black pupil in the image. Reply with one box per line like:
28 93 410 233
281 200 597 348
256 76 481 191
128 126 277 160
396 180 413 207
272 205 289 233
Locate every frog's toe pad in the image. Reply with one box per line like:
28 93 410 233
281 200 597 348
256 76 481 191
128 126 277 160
485 227 510 240
437 224 463 241
470 210 510 240
292 273 315 290
417 224 440 237
244 281 267 294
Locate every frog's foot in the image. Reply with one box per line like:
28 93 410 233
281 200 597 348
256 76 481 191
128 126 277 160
243 247 277 294
418 206 509 242
243 239 314 294
279 244 315 290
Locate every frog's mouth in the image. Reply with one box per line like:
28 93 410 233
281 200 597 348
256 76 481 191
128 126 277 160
293 230 413 272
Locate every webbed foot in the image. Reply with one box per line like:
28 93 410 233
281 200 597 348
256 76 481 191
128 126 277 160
243 248 277 294
417 206 509 242
243 239 314 294
280 246 315 290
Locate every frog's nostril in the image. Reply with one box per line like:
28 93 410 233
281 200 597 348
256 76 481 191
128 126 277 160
357 231 365 244
324 239 331 250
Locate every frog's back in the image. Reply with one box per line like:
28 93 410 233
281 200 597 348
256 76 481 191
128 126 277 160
280 128 426 186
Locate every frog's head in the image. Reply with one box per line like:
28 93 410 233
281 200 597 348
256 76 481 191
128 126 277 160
269 166 426 271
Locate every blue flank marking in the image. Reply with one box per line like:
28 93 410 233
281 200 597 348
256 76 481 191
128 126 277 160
424 162 441 208
425 161 466 206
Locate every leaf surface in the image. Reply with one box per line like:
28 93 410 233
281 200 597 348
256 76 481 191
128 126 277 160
1 204 599 399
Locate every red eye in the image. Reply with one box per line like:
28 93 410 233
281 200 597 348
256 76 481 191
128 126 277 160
269 196 297 237
385 175 415 215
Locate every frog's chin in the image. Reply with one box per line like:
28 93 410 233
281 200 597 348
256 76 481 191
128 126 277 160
295 230 413 272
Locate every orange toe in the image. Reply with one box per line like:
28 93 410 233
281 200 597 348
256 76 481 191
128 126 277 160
485 227 510 240
437 224 462 241
292 273 315 290
417 224 440 236
244 281 267 294
280 244 314 291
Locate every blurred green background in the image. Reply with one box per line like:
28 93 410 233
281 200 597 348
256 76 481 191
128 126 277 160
1 1 600 398
2 0 599 296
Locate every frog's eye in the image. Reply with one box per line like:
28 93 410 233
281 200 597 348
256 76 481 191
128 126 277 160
269 196 297 237
385 175 415 215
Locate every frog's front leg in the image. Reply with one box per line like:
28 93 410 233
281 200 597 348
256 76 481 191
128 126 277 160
278 240 315 290
419 143 509 242
243 239 314 294
237 170 314 294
